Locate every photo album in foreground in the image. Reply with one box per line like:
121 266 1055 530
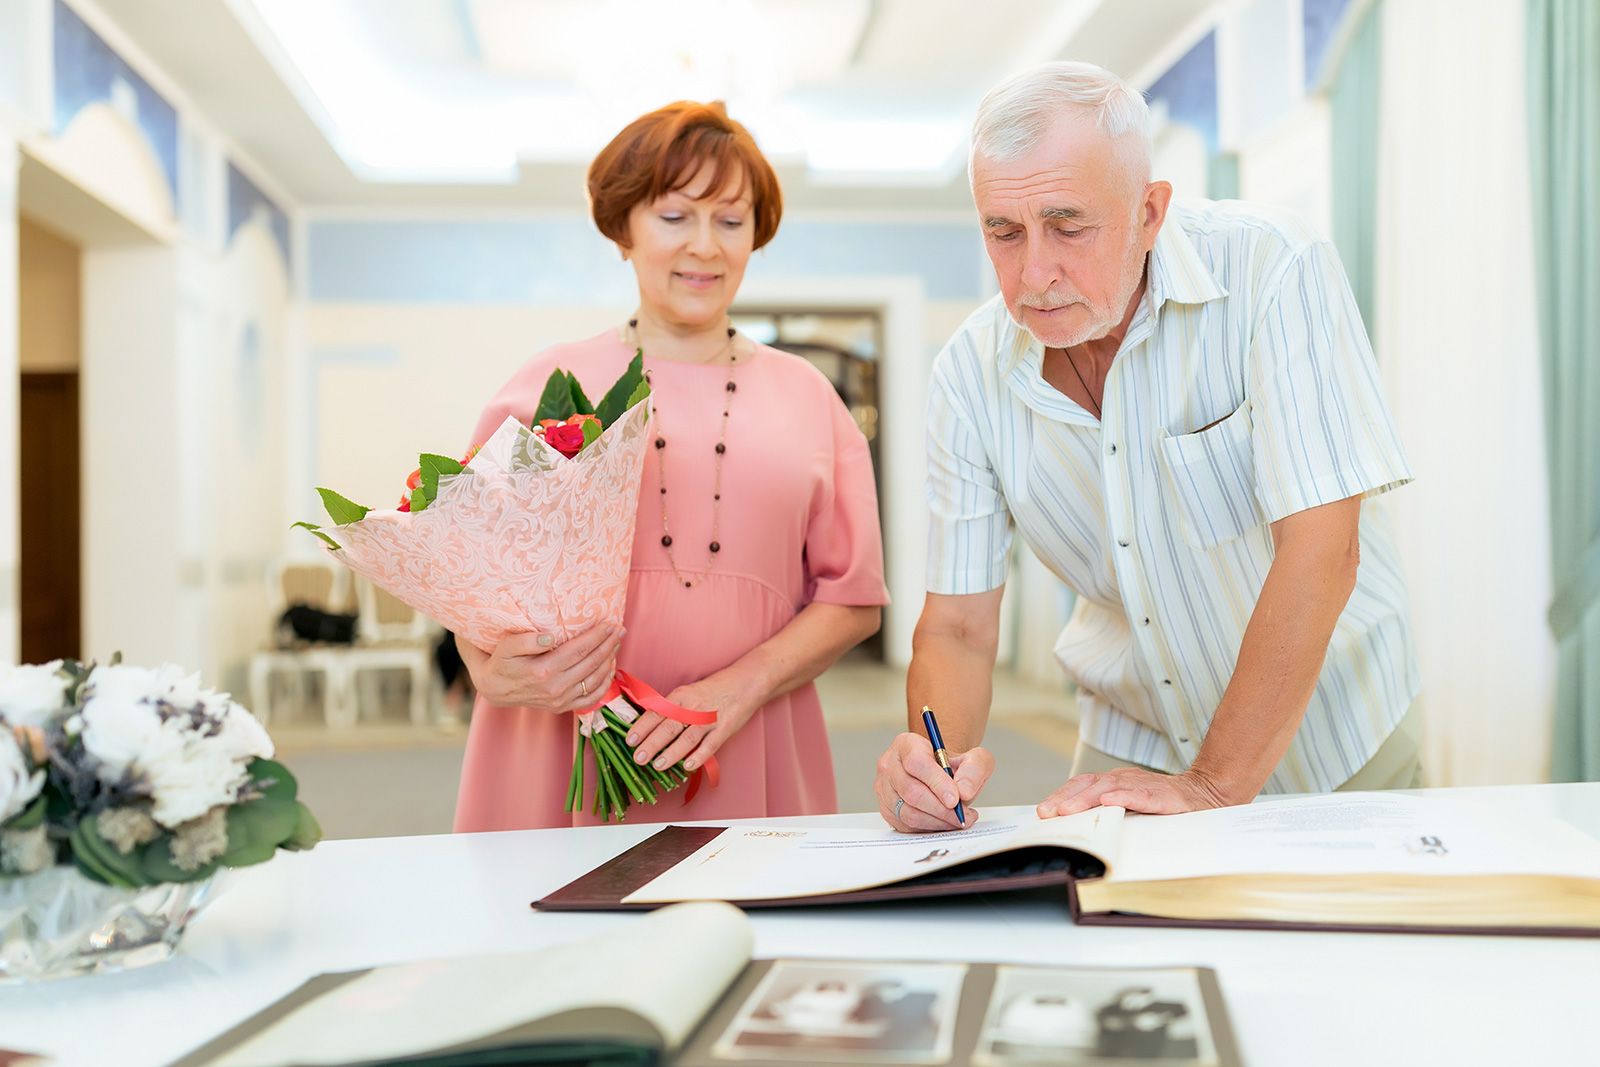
170 903 1242 1067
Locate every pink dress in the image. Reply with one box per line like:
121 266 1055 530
453 330 889 831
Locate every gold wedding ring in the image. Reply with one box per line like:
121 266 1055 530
580 679 588 697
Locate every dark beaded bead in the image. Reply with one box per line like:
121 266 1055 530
685 581 693 588
726 381 737 392
629 318 638 327
709 541 720 553
714 443 726 454
659 487 666 494
714 494 720 500
661 535 672 547
655 437 665 449
726 327 735 337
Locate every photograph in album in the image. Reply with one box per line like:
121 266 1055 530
296 357 716 821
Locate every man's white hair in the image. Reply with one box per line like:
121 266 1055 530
969 61 1153 187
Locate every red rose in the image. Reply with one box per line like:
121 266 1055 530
396 495 411 512
405 468 422 491
544 423 586 458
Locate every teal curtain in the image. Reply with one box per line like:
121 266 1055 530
1328 0 1382 337
1206 151 1240 200
1528 0 1600 781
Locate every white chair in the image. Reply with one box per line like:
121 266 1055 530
344 579 437 727
247 560 355 727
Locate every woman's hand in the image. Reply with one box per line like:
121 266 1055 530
455 625 622 713
625 676 755 773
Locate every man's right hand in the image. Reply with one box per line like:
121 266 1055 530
874 733 994 832
456 624 622 713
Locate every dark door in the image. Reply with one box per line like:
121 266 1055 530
19 371 81 663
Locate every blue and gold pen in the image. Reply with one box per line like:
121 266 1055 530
921 706 966 826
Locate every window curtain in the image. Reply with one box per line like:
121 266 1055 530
1528 0 1600 781
1327 0 1381 336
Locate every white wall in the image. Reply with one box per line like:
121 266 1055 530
80 244 183 667
1373 0 1553 785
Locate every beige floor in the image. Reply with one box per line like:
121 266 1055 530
271 660 1079 839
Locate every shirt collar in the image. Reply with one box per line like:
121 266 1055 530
995 208 1228 377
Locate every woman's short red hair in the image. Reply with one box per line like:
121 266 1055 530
587 100 783 251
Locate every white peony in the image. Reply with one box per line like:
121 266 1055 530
0 660 71 728
80 698 170 780
215 701 274 762
144 736 247 827
78 662 272 828
0 729 44 824
81 662 198 708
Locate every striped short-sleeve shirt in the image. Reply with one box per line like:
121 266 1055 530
926 198 1420 793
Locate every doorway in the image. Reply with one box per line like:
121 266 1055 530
732 307 885 661
18 215 82 663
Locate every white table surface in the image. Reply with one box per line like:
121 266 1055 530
2 783 1597 1067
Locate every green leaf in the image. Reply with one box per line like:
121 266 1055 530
223 840 279 868
317 487 370 526
581 418 601 449
71 818 143 887
567 372 594 415
290 521 340 550
625 378 651 411
8 794 46 831
247 759 298 804
140 837 218 884
534 369 578 424
228 798 300 853
595 352 646 429
283 802 323 851
418 453 464 505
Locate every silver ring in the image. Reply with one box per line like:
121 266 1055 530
893 796 905 822
580 679 588 697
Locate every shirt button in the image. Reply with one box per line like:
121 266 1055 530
1141 617 1151 626
1162 679 1173 686
1178 736 1190 744
1117 539 1130 548
1108 443 1118 455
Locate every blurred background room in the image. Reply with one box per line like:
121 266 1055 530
1 0 1593 836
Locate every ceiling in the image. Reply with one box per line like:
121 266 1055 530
92 0 1221 212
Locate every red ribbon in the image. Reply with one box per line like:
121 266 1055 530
576 669 720 802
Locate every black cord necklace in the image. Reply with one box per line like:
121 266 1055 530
1062 346 1103 420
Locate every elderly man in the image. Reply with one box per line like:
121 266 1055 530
876 61 1419 832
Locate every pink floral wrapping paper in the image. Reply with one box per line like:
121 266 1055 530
319 401 652 651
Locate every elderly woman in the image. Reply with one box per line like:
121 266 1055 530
453 101 887 831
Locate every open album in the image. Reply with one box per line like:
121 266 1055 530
171 902 1241 1067
536 792 1600 937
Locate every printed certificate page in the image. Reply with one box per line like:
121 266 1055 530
1111 792 1600 883
623 804 1122 904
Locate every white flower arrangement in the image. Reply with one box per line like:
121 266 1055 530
0 656 321 886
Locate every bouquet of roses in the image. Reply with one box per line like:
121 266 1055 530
294 355 717 822
0 656 322 887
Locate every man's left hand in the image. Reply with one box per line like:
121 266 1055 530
1036 768 1236 818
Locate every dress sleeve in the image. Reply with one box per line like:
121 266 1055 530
804 390 890 607
1248 240 1413 523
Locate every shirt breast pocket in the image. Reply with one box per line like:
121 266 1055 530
1156 402 1268 548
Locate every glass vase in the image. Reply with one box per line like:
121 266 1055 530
0 865 218 983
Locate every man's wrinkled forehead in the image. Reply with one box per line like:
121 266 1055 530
971 115 1141 212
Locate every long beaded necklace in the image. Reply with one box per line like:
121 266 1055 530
629 317 739 590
